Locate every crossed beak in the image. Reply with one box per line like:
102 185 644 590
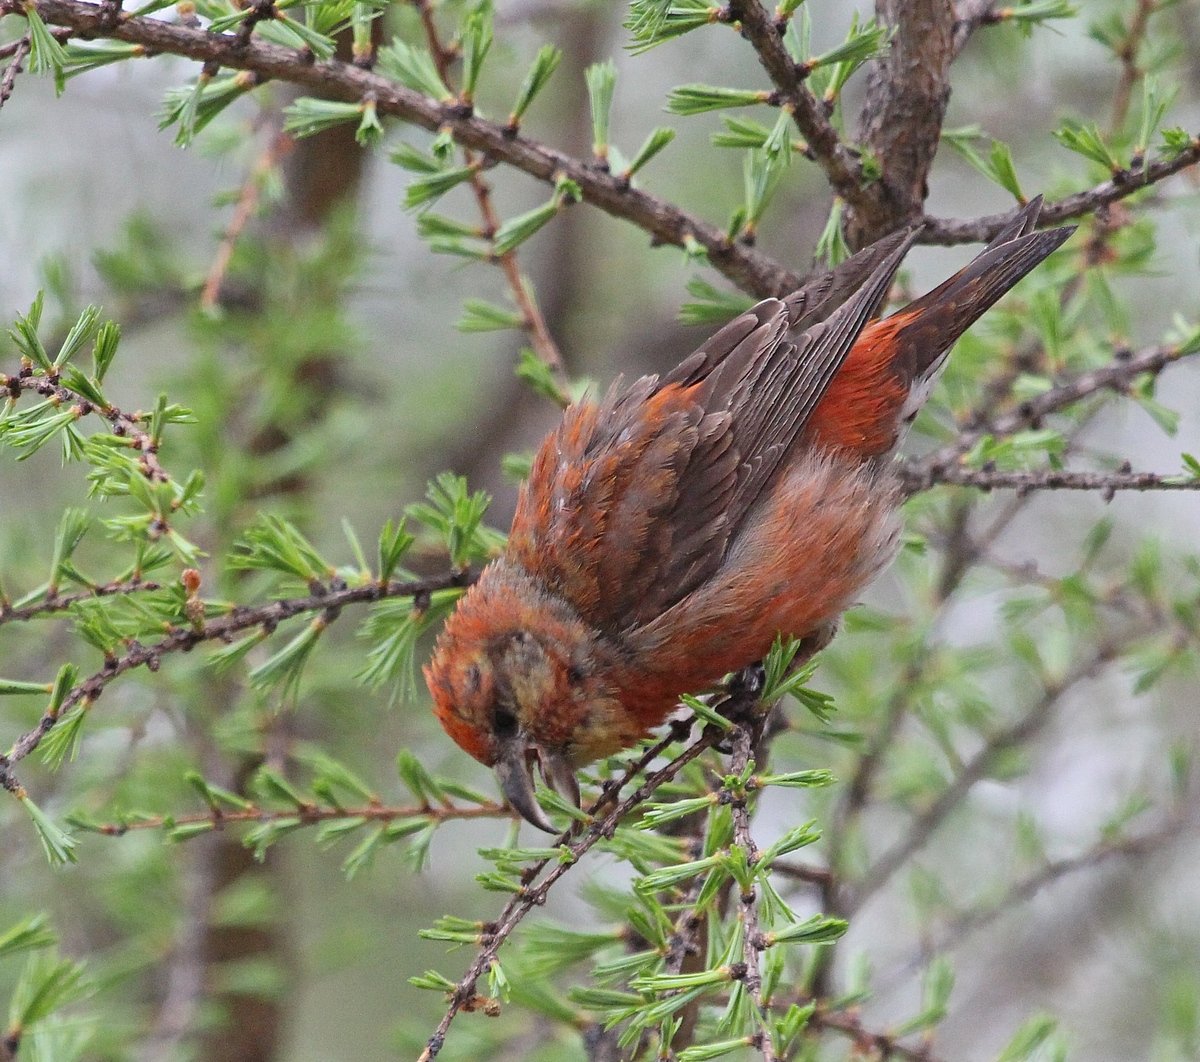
493 731 581 834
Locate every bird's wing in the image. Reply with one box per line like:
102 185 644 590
507 232 915 634
506 371 743 634
703 229 918 536
661 224 918 393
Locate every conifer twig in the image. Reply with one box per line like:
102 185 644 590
410 1 566 380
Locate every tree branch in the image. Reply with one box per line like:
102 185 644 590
951 0 1001 56
16 0 803 298
137 840 218 1062
846 634 1137 914
201 127 296 311
86 798 510 836
0 578 162 625
920 138 1200 244
918 808 1188 964
904 340 1195 481
412 1 566 380
728 723 776 1061
0 569 472 794
806 1005 946 1062
901 465 1200 496
0 34 29 111
727 1 876 223
1109 0 1159 135
5 363 173 483
851 0 955 244
419 719 723 1060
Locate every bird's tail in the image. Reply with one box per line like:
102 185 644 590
885 196 1076 387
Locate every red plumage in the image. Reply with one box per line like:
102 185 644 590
424 197 1074 831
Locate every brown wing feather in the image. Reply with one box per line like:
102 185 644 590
507 228 918 635
507 379 742 632
782 225 919 333
660 225 917 395
713 228 919 532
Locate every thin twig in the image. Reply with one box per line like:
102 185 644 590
420 719 725 1061
900 465 1200 496
951 0 1001 55
412 1 566 380
0 569 472 793
86 797 510 836
0 34 30 111
19 0 1199 272
892 806 1190 982
658 872 712 1054
1110 0 1159 136
0 36 34 61
805 1006 945 1062
902 339 1195 482
658 769 723 1053
136 841 218 1062
0 578 162 626
979 551 1146 623
4 367 174 483
728 724 776 1061
920 138 1200 244
201 128 295 311
727 1 875 225
11 0 808 297
770 860 832 888
846 632 1146 914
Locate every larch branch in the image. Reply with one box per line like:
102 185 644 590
15 0 804 298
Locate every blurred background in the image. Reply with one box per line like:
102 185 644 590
1 1 1199 1059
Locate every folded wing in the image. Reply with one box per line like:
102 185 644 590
507 230 918 634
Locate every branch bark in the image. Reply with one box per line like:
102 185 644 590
898 465 1200 496
14 0 803 297
846 635 1134 914
850 0 955 246
419 720 722 1061
951 0 1000 56
920 138 1200 244
0 570 472 793
904 340 1195 481
729 1 878 223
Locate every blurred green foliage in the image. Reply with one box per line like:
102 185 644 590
0 1 1198 1060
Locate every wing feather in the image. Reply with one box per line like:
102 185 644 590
507 229 919 634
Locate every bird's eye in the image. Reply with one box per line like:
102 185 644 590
493 705 518 737
567 664 585 685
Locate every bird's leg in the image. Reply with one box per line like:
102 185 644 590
706 666 765 754
712 620 841 753
792 619 839 665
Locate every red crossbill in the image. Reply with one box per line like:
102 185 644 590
425 197 1074 831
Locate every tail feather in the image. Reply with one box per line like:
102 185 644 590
782 224 921 334
807 199 1077 457
889 202 1074 385
981 194 1044 252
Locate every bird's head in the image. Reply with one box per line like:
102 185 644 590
423 562 638 832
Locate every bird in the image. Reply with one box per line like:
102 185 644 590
424 197 1075 832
